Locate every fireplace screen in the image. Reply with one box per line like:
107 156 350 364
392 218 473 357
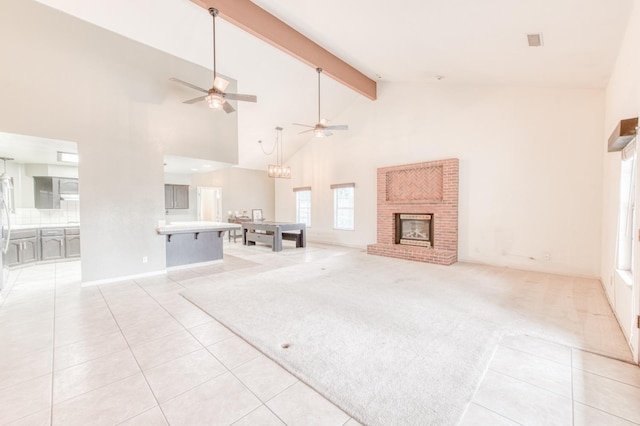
395 214 432 247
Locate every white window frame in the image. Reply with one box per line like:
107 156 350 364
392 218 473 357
332 183 355 231
295 187 311 227
617 140 636 275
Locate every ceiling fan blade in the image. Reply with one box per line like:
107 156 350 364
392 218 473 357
183 95 207 104
325 125 349 131
292 123 314 128
298 129 314 134
224 93 257 103
213 76 229 92
222 101 235 113
324 129 333 137
170 77 208 94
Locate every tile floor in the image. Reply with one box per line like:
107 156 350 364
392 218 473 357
0 242 639 425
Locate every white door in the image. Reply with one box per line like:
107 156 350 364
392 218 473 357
628 139 640 363
197 187 222 222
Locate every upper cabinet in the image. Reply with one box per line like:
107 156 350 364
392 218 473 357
58 178 79 196
34 176 59 209
34 177 79 209
165 184 189 209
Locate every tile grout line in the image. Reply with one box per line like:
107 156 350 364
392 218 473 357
572 399 640 425
134 278 262 407
113 405 163 426
0 266 24 310
573 367 640 390
207 349 290 426
499 342 572 367
128 277 234 420
570 348 574 426
228 401 289 426
488 368 573 400
96 285 171 425
135 276 295 425
176 264 359 423
49 261 59 426
569 345 637 366
468 402 527 426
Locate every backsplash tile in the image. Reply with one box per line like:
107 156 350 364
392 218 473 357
11 200 80 226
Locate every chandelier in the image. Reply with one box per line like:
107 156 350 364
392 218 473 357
261 127 291 179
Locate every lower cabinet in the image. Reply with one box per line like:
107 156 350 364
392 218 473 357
41 229 65 261
5 238 38 267
65 230 81 258
2 227 81 267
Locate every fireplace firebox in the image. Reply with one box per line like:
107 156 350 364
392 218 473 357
395 214 433 247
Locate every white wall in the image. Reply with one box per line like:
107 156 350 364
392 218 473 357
276 82 605 277
601 0 640 357
192 167 275 221
0 0 238 282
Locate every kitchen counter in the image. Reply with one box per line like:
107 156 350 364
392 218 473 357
156 221 240 235
11 223 80 230
156 221 240 268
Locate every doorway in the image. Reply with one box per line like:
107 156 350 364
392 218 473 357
197 186 222 222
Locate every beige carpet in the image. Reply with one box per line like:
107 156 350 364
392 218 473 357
182 252 504 425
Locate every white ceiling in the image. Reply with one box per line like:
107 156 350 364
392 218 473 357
32 0 635 172
0 132 77 165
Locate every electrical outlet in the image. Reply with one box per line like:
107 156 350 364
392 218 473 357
542 252 551 261
142 256 148 264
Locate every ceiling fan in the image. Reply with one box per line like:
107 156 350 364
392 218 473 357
293 67 348 137
170 8 257 114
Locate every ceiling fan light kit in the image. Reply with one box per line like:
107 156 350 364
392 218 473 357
293 67 349 138
206 93 225 110
314 128 326 138
169 7 257 114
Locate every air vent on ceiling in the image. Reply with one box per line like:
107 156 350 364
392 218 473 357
527 33 543 47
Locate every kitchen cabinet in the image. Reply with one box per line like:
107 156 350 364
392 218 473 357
34 177 79 209
59 178 79 195
164 184 189 209
34 177 60 209
4 229 38 266
2 227 80 268
65 228 81 258
41 228 65 260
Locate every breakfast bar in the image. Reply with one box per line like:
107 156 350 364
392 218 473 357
242 221 306 252
156 221 241 267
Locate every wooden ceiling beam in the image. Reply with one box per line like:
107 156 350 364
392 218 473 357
189 0 377 100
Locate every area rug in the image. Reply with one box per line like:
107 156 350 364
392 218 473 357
182 252 503 425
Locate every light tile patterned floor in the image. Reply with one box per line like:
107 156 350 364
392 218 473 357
0 242 638 425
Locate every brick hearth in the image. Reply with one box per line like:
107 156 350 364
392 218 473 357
367 158 459 265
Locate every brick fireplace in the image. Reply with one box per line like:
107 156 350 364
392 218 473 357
367 158 459 265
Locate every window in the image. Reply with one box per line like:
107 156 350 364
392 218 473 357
332 183 355 230
617 140 636 273
295 188 311 227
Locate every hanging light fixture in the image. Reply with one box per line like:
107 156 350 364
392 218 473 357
260 127 291 179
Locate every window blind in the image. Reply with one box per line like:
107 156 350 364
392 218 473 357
330 183 355 189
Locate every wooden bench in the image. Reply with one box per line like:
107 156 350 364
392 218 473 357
282 231 304 248
246 231 275 247
241 222 306 252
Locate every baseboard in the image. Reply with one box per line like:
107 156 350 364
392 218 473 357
166 259 223 272
81 269 166 287
305 238 367 250
458 257 601 281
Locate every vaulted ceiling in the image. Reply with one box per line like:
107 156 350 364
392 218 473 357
34 0 636 170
